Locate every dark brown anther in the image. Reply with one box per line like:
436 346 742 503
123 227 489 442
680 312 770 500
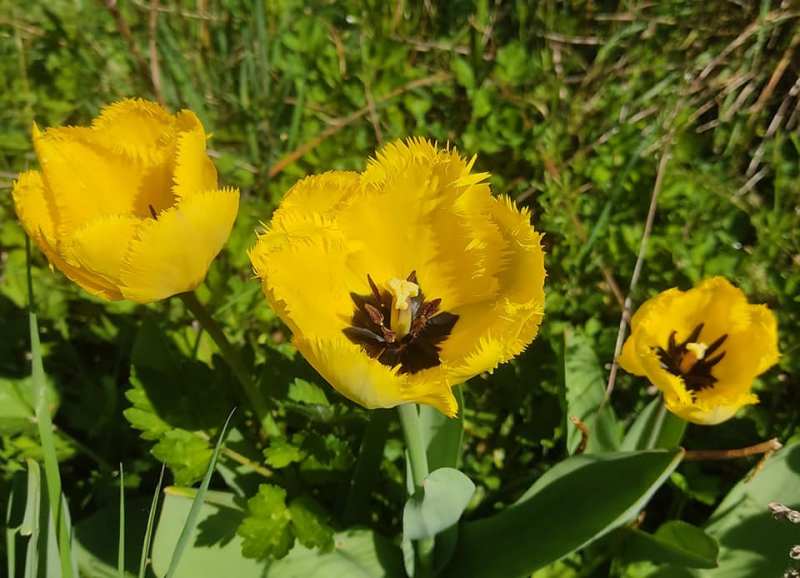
407 270 418 283
705 351 726 367
149 204 158 219
380 326 397 343
364 303 384 326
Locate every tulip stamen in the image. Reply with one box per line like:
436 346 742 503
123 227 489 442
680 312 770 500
343 270 459 374
655 323 728 396
148 204 158 220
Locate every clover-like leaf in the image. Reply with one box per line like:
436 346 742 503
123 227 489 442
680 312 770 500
151 429 213 486
263 438 307 469
289 496 335 553
237 484 294 559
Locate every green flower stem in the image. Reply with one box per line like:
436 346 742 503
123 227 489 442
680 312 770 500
179 291 279 438
397 403 435 576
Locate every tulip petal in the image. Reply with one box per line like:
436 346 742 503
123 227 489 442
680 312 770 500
12 170 57 245
33 124 144 232
346 138 505 309
66 214 142 289
13 171 123 300
294 335 457 417
438 196 546 380
90 98 176 162
172 118 218 201
118 188 239 303
249 221 360 338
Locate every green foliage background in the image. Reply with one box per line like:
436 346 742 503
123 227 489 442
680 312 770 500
1 0 798 576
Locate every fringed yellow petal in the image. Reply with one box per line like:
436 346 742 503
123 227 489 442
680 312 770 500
172 121 218 201
270 172 361 231
90 98 176 163
350 138 505 309
66 214 141 288
248 220 360 338
12 170 57 247
33 124 143 233
439 195 546 379
665 391 758 426
293 335 457 417
118 188 239 303
13 170 123 300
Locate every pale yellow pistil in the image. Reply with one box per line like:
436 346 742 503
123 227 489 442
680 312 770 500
386 277 420 340
680 341 708 374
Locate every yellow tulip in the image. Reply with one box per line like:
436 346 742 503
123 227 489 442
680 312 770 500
12 99 239 303
618 277 780 425
249 138 546 416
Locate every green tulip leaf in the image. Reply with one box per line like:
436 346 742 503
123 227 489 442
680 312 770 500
446 449 684 578
701 441 800 577
623 520 719 568
403 467 476 541
621 396 687 451
419 384 465 471
562 329 621 454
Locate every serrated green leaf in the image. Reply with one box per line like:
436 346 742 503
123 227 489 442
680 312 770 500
263 439 306 469
287 379 329 406
151 431 213 486
288 497 334 553
237 484 294 559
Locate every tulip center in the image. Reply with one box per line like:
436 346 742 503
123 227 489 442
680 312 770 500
655 323 728 395
343 271 459 374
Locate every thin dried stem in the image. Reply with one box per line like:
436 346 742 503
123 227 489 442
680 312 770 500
601 120 675 409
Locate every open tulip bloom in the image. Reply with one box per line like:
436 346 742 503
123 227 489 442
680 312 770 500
618 277 780 425
12 99 239 303
249 138 546 417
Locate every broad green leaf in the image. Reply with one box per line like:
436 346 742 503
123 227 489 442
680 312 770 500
237 484 294 559
288 496 334 552
445 450 684 578
287 378 329 406
700 442 800 577
151 489 265 578
563 330 621 454
267 528 406 578
403 467 475 541
451 57 475 88
622 521 719 569
419 385 465 471
621 397 687 451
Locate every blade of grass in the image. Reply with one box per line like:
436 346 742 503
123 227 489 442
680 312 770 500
139 464 166 578
165 408 236 578
119 464 125 578
26 237 74 578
